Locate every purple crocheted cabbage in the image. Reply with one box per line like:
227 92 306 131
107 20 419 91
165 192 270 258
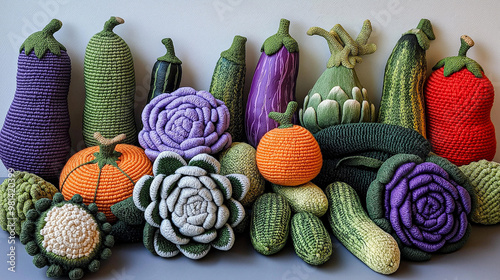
139 87 232 161
367 154 473 261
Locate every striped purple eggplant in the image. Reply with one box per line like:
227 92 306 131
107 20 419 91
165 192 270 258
0 19 71 184
245 18 299 148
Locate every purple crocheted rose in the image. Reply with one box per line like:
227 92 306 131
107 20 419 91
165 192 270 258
139 87 232 161
367 154 473 261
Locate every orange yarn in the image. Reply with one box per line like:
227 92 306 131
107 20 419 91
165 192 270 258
256 125 323 186
60 143 152 222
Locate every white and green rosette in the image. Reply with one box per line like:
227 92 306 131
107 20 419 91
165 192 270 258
133 151 249 259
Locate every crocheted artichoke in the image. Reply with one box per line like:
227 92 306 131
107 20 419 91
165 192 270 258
20 193 113 280
0 171 58 235
139 87 232 161
367 154 474 261
133 151 249 259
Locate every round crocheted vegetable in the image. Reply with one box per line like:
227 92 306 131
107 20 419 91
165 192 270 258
219 142 265 206
459 160 500 225
0 19 71 184
256 101 322 186
0 171 58 235
139 87 232 161
133 151 249 259
83 16 137 147
425 35 496 166
60 132 152 222
366 154 474 261
20 193 113 280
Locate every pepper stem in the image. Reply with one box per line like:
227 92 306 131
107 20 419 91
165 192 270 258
432 35 484 78
458 35 474 57
157 38 182 64
269 102 298 129
94 132 126 158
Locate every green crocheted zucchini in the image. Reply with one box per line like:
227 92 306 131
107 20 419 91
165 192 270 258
272 182 328 217
291 212 332 265
250 193 291 255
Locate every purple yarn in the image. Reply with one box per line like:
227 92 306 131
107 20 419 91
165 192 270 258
383 161 471 253
139 87 232 161
0 50 71 183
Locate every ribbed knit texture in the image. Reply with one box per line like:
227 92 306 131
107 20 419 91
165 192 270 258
83 17 137 147
0 49 71 184
290 212 332 265
459 160 500 225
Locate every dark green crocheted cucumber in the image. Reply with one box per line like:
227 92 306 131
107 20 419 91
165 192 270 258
291 212 332 265
250 193 291 255
147 38 182 103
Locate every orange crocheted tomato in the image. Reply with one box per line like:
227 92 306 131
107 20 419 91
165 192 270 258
256 102 323 186
60 133 152 222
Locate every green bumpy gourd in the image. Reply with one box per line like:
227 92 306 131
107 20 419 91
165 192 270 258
291 212 332 265
0 171 58 235
83 16 137 147
250 193 291 255
272 182 328 217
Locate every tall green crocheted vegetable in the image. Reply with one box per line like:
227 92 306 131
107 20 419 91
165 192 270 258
83 16 137 147
210 35 247 142
147 38 182 103
300 20 377 134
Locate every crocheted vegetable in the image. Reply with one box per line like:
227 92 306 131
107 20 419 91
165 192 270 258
378 19 435 137
250 193 291 255
425 35 496 166
272 182 328 217
210 35 247 142
300 20 377 134
0 19 71 183
133 151 249 259
459 160 500 225
20 193 113 280
110 197 145 243
366 154 474 261
0 171 58 235
313 123 431 207
60 132 153 222
245 18 299 148
326 181 400 274
219 142 265 206
291 212 332 265
147 38 182 103
139 87 232 161
256 101 322 186
83 16 137 147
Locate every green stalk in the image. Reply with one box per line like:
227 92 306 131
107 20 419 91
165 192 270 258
433 35 484 78
261 18 299 55
20 19 66 58
158 38 182 64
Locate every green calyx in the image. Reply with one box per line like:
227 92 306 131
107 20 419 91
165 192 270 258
157 38 182 64
261 18 299 55
99 16 124 36
221 35 247 65
307 20 376 69
20 19 66 59
269 101 298 129
403 18 435 51
433 35 484 78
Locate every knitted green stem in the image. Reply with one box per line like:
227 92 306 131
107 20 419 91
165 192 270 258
99 16 124 36
261 18 299 55
158 38 182 64
269 101 298 129
221 35 247 65
307 20 376 69
433 35 484 78
20 19 66 58
402 19 436 51
93 132 125 165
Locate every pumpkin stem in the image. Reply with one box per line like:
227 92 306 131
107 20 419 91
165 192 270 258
432 35 484 78
93 132 126 159
269 101 298 129
157 38 182 64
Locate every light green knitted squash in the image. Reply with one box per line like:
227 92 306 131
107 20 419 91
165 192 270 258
272 182 328 217
291 212 332 265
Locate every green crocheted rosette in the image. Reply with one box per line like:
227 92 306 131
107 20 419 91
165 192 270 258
20 193 113 280
133 151 249 259
366 154 475 261
460 160 500 225
313 123 431 207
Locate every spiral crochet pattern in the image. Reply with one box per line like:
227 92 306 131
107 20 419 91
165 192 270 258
0 19 71 184
83 16 137 147
139 87 232 161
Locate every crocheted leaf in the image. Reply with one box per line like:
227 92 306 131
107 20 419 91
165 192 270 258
341 100 361 124
175 166 207 177
212 224 235 251
226 174 250 201
188 153 221 174
192 228 218 243
160 219 190 245
110 197 145 226
154 230 179 258
143 223 158 255
308 93 322 110
145 201 162 228
153 151 186 176
149 174 166 202
177 242 211 259
20 19 66 59
160 174 182 199
210 174 232 198
317 99 340 128
302 107 321 134
133 175 154 211
226 198 245 227
110 221 143 243
215 205 230 229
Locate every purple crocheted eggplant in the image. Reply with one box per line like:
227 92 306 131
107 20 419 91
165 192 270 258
367 154 474 261
139 87 232 161
0 19 71 184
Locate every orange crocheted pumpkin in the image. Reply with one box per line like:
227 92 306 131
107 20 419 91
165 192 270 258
60 133 152 222
256 102 323 186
